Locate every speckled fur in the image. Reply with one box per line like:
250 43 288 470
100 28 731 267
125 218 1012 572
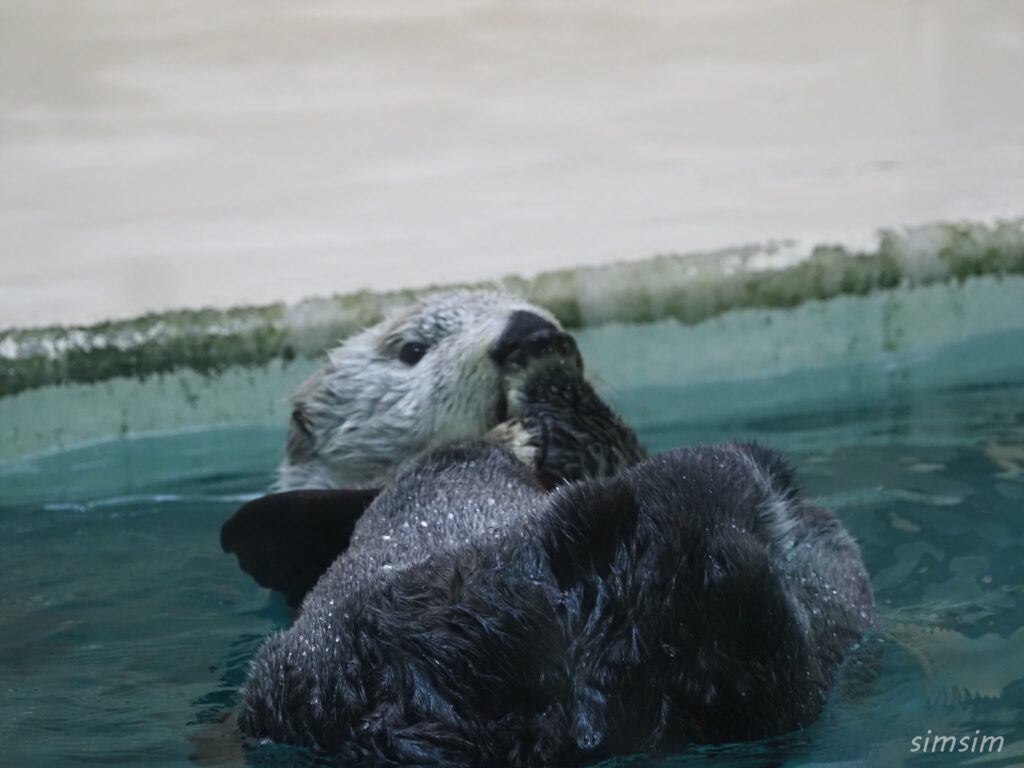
275 290 644 491
239 440 877 765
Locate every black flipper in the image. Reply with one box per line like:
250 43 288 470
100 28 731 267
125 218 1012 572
221 489 379 607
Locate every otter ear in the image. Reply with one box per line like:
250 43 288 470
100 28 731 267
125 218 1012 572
221 488 378 607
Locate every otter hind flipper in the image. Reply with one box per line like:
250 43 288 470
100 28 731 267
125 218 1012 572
220 488 378 607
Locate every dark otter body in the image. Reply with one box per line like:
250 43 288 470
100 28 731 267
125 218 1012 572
236 440 877 765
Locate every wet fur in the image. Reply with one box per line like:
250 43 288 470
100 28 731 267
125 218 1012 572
238 440 877 765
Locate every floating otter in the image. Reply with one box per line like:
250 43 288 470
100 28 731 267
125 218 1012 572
232 437 877 765
222 291 876 762
275 290 644 492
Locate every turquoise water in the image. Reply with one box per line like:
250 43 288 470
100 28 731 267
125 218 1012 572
2 330 1024 767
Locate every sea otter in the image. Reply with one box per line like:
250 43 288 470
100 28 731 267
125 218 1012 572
222 291 876 762
232 436 877 765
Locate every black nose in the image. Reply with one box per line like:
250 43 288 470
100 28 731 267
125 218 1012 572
489 310 561 365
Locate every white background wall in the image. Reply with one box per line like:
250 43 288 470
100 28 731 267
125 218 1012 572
2 0 1023 328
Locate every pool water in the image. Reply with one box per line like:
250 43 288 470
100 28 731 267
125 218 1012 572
2 330 1023 767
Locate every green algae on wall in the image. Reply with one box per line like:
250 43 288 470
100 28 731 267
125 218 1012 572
2 272 1023 461
2 217 1024 400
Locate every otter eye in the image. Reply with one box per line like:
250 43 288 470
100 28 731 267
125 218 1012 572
398 341 428 366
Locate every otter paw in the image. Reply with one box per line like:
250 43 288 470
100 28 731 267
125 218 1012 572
501 329 583 418
487 418 547 470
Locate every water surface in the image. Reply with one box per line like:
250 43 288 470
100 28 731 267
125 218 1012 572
2 329 1023 767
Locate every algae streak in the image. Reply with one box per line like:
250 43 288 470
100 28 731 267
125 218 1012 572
2 218 1023 398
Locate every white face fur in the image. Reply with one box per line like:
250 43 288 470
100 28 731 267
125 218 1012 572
274 291 562 491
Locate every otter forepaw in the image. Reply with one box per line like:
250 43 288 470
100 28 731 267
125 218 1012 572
487 418 547 470
501 329 583 418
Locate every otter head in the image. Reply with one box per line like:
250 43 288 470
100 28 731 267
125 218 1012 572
275 290 569 491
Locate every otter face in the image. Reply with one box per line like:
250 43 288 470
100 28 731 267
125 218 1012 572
275 291 565 491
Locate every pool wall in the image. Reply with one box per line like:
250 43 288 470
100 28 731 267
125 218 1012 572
2 217 1023 461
